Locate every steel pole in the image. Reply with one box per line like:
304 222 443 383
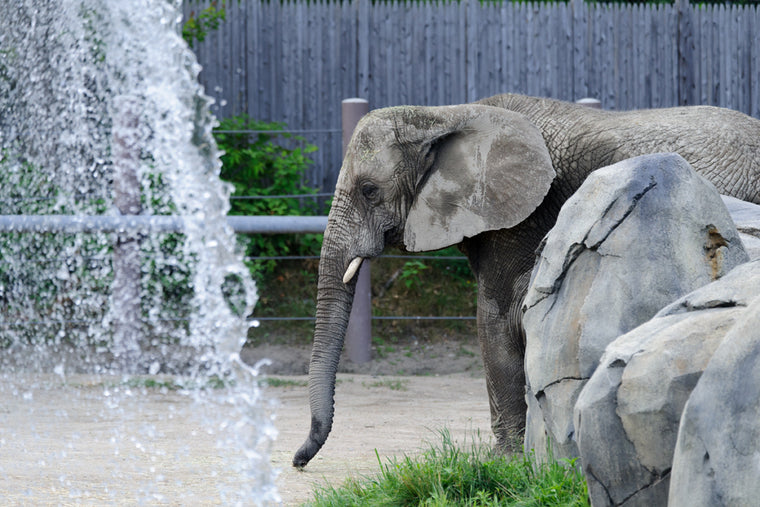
0 215 327 234
111 95 143 369
342 98 372 364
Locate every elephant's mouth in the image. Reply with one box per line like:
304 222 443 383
384 228 405 249
340 229 409 285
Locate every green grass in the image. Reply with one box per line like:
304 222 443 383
263 377 308 388
78 375 313 391
69 374 232 391
457 345 477 358
362 378 410 391
308 431 589 507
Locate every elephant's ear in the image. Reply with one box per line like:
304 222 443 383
403 105 556 252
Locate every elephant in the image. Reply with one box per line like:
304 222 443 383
293 93 760 468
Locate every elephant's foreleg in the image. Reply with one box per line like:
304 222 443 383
464 228 542 453
476 270 530 452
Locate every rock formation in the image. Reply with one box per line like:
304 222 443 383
522 152 749 465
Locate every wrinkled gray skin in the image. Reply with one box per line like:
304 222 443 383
293 93 760 468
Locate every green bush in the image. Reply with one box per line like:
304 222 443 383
0 156 196 347
182 0 227 48
214 115 323 282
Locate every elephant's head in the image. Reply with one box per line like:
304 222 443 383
292 104 555 467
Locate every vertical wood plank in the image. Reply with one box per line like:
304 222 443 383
747 6 760 118
422 2 433 105
245 0 257 118
720 4 729 108
500 4 510 96
229 0 241 115
357 0 370 101
219 0 231 117
402 0 412 104
557 3 572 100
572 0 588 100
304 1 318 190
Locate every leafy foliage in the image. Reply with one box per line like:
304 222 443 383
214 115 322 281
399 259 429 289
0 158 196 347
182 0 226 48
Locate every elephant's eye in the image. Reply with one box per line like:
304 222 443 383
361 182 380 202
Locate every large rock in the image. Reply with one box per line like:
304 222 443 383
722 195 760 260
522 153 749 464
668 292 760 506
574 259 760 506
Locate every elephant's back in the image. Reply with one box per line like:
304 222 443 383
607 107 760 204
479 94 760 204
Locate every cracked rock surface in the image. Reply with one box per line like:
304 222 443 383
668 283 760 506
522 153 749 470
576 259 760 506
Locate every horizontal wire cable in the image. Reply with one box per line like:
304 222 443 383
212 129 340 135
0 314 477 328
230 193 333 200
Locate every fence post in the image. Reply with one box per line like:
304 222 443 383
576 97 602 109
342 98 372 364
111 95 143 368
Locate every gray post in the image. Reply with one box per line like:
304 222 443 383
111 95 143 369
576 98 602 109
342 98 372 364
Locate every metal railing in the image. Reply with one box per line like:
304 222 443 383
0 222 474 322
0 99 478 362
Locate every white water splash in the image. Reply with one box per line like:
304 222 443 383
0 1 278 503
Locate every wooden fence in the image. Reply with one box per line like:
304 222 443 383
184 0 760 193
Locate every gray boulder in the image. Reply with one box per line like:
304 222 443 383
722 195 760 260
668 292 760 507
523 153 749 464
574 260 760 506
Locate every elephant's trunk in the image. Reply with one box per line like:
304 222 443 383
292 231 358 468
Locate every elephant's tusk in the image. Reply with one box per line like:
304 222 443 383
343 257 364 284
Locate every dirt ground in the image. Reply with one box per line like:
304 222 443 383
269 372 491 505
242 337 485 377
245 340 489 505
0 340 492 506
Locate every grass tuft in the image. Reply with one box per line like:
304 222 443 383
262 377 308 388
361 379 410 391
308 430 588 506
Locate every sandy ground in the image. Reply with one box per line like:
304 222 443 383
271 373 490 505
0 343 491 506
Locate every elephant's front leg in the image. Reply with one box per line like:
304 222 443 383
477 271 531 451
464 230 538 452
